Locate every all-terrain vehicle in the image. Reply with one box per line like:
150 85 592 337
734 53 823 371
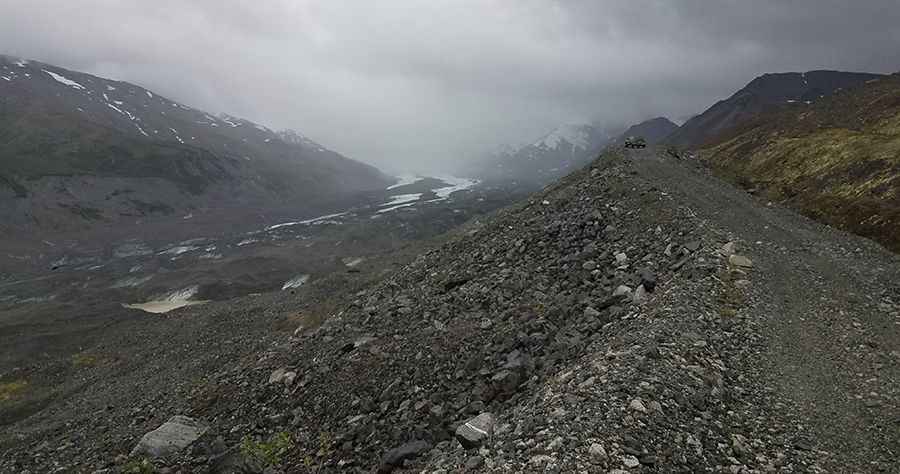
624 136 647 149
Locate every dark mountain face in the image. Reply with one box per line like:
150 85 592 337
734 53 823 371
472 123 620 185
666 70 884 147
0 55 391 235
616 117 678 145
699 73 900 252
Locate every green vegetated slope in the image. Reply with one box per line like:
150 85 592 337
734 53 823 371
701 74 900 251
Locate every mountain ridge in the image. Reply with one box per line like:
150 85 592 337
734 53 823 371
699 72 900 251
0 55 391 236
666 70 884 147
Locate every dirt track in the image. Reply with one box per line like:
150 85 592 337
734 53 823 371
634 150 900 471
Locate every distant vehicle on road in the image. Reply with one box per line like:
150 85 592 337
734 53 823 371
624 136 647 148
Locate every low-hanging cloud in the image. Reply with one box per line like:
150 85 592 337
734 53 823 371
1 0 898 173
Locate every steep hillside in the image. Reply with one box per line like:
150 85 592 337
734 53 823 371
615 117 678 145
4 149 897 473
700 73 900 251
666 70 883 147
474 123 619 184
0 55 390 235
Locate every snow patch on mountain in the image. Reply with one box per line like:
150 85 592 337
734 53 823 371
387 174 425 190
43 70 85 90
433 176 478 199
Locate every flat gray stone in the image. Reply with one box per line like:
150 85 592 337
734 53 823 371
131 415 208 458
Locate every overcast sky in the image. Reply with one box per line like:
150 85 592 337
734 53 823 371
1 1 898 173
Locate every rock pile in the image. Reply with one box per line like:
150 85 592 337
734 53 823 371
181 153 819 472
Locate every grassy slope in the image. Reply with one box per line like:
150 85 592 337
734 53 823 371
701 75 900 251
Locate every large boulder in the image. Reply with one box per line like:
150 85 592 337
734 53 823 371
130 415 209 458
455 412 495 449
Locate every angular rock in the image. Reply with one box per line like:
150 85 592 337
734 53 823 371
721 241 737 255
613 285 633 298
455 412 495 449
491 370 520 397
379 440 431 473
131 415 209 458
464 455 484 470
629 398 647 413
639 269 657 292
728 254 753 268
268 368 297 386
588 443 608 463
623 455 641 468
633 284 648 303
615 252 628 265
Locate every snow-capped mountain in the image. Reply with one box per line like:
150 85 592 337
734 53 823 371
0 55 390 235
532 123 594 151
471 123 620 184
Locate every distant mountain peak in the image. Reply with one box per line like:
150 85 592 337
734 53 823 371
534 123 593 150
465 122 621 184
616 117 678 145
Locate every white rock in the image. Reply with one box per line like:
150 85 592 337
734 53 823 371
623 455 640 468
130 416 208 458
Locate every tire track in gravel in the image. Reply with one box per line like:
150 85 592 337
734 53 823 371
631 149 900 472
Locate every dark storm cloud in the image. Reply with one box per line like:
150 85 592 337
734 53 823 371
1 1 897 172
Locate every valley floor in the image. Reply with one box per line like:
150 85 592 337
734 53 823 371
1 149 898 473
